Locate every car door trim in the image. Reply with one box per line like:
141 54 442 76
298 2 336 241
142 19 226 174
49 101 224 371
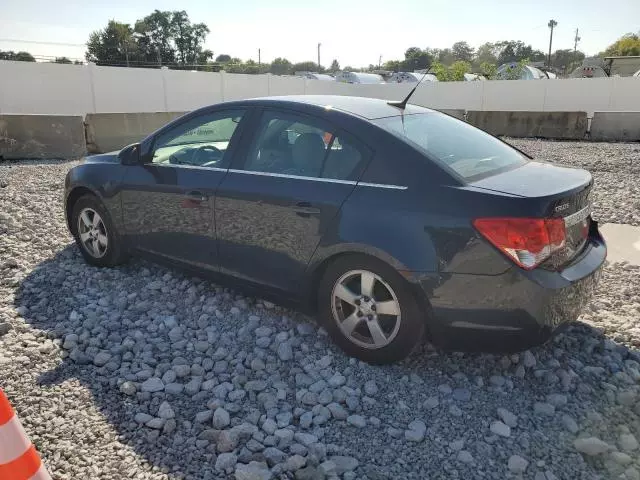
226 169 407 189
150 164 228 173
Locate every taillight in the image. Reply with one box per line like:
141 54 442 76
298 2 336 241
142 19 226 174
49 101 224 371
473 217 566 270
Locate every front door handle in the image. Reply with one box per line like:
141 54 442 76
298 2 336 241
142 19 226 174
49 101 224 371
182 190 208 208
293 201 320 216
185 190 207 202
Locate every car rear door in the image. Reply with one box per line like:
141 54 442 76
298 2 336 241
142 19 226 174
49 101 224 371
120 109 248 269
215 107 370 294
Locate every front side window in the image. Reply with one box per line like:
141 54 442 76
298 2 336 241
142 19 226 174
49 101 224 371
243 111 364 181
374 113 527 181
151 110 245 168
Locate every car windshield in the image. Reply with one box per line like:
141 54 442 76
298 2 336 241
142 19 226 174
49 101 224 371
374 112 527 181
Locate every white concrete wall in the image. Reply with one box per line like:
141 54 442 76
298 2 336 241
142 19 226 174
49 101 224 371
1 60 639 116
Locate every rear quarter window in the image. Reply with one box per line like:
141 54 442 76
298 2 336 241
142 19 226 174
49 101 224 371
374 112 527 182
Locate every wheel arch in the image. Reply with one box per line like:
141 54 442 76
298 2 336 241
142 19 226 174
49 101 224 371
305 246 435 338
65 185 100 232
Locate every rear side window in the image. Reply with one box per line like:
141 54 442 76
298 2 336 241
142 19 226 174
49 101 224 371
374 113 527 181
243 111 365 181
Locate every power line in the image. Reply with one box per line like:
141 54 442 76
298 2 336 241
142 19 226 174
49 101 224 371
0 38 86 47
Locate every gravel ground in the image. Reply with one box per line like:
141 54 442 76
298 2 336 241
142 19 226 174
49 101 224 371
1 140 639 480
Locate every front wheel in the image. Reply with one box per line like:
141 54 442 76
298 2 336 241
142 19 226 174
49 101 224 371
318 255 425 364
71 194 127 267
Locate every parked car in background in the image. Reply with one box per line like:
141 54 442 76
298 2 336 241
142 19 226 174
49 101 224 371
64 95 606 364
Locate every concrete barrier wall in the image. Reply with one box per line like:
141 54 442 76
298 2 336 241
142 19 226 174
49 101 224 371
2 60 640 116
466 111 588 140
0 115 86 159
590 112 640 141
85 112 186 153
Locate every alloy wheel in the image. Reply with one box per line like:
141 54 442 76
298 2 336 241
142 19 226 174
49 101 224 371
77 207 108 258
331 269 402 349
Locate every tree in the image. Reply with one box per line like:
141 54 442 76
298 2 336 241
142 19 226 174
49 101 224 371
603 33 640 56
86 20 135 66
54 57 72 64
449 60 471 80
479 62 498 79
170 10 209 65
215 54 231 63
452 41 474 63
495 40 545 65
86 11 211 68
270 57 292 75
383 59 401 71
0 50 36 62
551 48 585 72
329 59 340 73
401 47 432 71
290 61 321 73
474 42 498 66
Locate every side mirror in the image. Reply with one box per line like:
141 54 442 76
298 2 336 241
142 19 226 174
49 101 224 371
118 143 141 165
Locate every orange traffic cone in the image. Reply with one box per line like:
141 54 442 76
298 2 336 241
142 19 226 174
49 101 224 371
0 389 51 480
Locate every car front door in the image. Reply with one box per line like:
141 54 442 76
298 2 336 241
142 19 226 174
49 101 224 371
120 109 247 269
215 108 369 294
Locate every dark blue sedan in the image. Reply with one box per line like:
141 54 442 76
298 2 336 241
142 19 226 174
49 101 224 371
64 95 606 364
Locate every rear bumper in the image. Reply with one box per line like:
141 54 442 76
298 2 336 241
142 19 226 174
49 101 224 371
420 228 606 352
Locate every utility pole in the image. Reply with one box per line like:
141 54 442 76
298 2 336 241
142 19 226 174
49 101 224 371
573 28 581 61
317 43 321 70
379 55 382 69
547 19 557 68
156 47 162 68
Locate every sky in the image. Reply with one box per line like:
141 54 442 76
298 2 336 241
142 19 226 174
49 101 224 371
1 0 639 67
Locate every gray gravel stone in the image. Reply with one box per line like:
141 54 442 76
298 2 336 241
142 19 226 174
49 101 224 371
508 455 529 473
574 437 611 456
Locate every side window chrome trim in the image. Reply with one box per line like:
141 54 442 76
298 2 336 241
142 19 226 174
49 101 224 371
357 182 408 190
227 169 356 185
226 169 407 189
151 164 228 173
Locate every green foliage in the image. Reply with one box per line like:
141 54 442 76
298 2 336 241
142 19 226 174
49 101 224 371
0 50 36 62
54 57 72 64
479 62 498 79
498 58 530 80
475 43 499 66
329 59 340 73
495 41 545 64
452 42 474 63
215 54 231 63
269 57 291 75
429 61 449 81
382 59 401 72
449 61 471 80
401 47 432 71
86 10 210 67
603 33 640 56
430 60 471 81
551 49 585 72
290 61 323 73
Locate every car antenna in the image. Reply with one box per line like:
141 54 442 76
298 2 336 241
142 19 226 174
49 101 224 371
387 70 430 110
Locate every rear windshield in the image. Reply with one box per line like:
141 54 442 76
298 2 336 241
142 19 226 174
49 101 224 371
374 113 527 181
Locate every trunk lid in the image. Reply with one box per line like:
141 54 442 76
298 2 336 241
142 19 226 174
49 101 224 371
472 161 593 269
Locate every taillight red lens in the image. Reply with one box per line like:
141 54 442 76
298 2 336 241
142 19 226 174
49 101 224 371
473 217 566 270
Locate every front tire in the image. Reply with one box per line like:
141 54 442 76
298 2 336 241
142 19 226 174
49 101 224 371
71 194 127 267
318 255 425 364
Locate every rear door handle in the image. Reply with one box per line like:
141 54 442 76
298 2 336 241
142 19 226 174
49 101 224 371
293 201 320 216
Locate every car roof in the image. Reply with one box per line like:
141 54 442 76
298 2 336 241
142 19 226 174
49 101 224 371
242 95 434 120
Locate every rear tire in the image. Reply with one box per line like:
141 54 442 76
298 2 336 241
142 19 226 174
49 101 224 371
318 255 425 364
71 194 127 267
